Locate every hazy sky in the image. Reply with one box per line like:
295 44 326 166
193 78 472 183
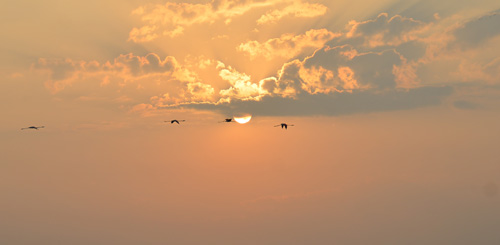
1 0 500 244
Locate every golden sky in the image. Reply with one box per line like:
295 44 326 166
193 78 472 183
1 0 500 244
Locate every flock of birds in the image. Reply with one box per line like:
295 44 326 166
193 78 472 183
168 118 294 129
21 119 295 131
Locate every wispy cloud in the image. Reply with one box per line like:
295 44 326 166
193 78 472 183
129 0 329 42
257 1 328 25
129 0 289 42
32 53 215 108
238 29 340 60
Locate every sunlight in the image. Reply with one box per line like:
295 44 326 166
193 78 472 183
234 115 252 124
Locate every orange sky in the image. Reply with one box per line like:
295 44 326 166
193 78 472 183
1 0 500 244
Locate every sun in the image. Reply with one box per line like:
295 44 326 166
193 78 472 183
234 115 252 124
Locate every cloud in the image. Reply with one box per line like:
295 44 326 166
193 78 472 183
33 58 100 93
238 29 339 60
403 11 500 85
343 13 427 48
217 62 267 101
129 0 330 42
166 39 451 115
109 53 179 77
256 1 328 25
38 10 500 117
301 45 403 89
32 53 216 108
182 86 453 116
129 0 289 42
453 11 500 47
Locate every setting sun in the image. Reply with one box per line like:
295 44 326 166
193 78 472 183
234 115 252 124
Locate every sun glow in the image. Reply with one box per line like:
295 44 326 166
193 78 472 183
234 115 252 124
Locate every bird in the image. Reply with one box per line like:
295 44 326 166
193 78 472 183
21 126 45 130
274 123 294 129
165 120 185 124
219 118 235 123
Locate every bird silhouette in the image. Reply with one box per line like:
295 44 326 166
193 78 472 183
219 118 235 123
165 120 185 124
274 123 294 129
21 126 45 130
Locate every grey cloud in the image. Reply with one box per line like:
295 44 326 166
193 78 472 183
352 13 424 39
303 45 352 68
394 40 427 62
277 60 304 92
33 59 81 81
303 46 403 89
454 11 500 47
112 53 177 76
180 86 453 116
329 13 426 50
348 50 402 88
35 53 179 83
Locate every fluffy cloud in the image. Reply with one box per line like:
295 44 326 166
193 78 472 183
238 29 339 60
217 62 267 101
211 40 421 106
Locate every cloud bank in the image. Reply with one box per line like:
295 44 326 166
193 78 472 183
33 6 500 116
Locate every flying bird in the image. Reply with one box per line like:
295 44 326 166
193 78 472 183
274 123 294 129
21 126 45 130
220 118 234 123
166 120 185 124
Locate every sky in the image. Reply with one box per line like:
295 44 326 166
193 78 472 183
1 0 500 244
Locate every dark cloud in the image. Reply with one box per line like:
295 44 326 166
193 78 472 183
394 40 427 62
328 13 426 51
350 13 424 39
454 11 500 47
112 53 177 76
181 86 453 116
301 46 403 89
